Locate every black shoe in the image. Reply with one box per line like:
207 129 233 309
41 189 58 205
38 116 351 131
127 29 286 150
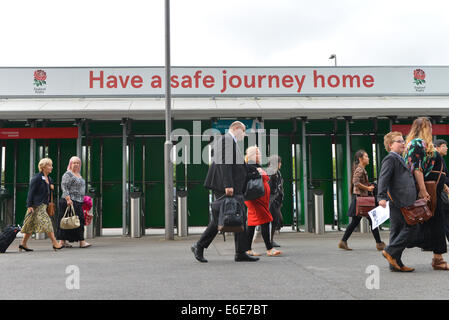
191 243 207 263
271 241 281 248
235 252 260 262
19 245 33 252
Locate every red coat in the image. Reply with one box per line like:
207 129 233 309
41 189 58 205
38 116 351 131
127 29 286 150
245 169 273 226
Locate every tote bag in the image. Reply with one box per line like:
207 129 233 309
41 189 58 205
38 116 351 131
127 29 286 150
60 204 80 230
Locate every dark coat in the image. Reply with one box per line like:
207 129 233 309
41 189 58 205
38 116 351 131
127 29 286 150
204 133 247 195
268 170 284 208
27 172 53 208
377 152 417 208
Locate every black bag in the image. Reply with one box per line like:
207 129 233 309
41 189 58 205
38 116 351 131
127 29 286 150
217 196 244 233
441 190 449 209
244 176 265 200
0 225 21 253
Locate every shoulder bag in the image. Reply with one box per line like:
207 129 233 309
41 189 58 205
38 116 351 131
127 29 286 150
388 191 432 226
46 191 55 217
424 167 445 214
60 204 81 230
441 190 449 208
244 176 265 200
355 194 376 217
244 166 265 200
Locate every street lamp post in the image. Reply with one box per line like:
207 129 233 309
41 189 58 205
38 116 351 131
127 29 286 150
164 0 174 240
329 54 337 66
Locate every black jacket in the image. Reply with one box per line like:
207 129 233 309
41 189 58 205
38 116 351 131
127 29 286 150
27 172 53 208
268 170 284 207
377 152 417 208
204 133 247 194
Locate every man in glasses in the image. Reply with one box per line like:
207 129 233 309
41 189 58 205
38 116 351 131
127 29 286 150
377 131 417 272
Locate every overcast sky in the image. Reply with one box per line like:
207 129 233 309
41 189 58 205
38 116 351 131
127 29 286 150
1 0 448 67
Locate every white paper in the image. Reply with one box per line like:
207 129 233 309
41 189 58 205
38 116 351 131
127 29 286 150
368 202 390 230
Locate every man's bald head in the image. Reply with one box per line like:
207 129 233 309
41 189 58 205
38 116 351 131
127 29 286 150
229 121 246 131
229 121 246 141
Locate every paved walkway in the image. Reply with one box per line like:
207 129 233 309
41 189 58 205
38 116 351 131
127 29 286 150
1 230 447 300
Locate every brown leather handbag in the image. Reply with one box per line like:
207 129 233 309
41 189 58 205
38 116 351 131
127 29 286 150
356 196 376 217
46 191 55 217
424 167 445 214
399 198 432 226
388 191 432 226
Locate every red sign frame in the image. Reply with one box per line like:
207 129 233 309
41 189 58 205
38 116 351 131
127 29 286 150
392 124 449 136
0 127 78 139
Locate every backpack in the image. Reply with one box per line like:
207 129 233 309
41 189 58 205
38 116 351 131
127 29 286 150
217 197 244 233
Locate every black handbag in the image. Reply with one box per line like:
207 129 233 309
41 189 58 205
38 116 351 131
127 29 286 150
217 196 244 233
441 190 449 208
244 176 265 200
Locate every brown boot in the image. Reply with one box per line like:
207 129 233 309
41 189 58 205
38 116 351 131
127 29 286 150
382 250 401 271
338 240 352 251
376 242 386 251
399 266 415 272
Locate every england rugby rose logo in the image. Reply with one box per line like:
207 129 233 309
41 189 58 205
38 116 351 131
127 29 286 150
413 69 426 86
33 69 47 87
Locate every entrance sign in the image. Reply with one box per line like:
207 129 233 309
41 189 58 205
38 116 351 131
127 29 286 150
0 66 447 97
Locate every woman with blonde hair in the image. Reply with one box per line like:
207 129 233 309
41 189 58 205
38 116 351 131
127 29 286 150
19 158 63 252
57 156 91 248
404 117 449 270
244 146 282 257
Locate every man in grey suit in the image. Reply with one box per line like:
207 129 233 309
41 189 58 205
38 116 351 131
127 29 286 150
377 131 418 272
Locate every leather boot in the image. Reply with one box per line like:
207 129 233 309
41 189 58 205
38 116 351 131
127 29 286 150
191 243 208 263
376 241 386 251
338 240 352 251
235 252 259 262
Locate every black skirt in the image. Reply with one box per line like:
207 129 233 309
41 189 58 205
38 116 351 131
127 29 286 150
347 194 357 217
269 202 284 230
407 194 447 254
407 161 447 254
56 199 85 242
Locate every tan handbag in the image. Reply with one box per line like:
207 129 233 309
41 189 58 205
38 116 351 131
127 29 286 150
46 191 55 217
60 204 80 230
424 168 445 214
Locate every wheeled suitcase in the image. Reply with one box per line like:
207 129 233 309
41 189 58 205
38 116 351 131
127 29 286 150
0 225 21 253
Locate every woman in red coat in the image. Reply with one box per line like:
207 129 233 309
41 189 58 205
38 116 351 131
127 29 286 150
244 146 282 257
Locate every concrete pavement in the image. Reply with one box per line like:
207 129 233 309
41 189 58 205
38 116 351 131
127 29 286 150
1 230 448 300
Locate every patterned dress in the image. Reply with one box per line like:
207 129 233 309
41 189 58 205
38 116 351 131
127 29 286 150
21 204 54 234
404 138 436 176
21 173 54 234
404 138 447 254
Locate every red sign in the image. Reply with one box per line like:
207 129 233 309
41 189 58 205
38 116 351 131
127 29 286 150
0 127 78 139
392 124 449 136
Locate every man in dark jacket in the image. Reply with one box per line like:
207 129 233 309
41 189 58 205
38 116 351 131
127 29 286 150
377 131 417 272
191 121 258 263
434 139 449 242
